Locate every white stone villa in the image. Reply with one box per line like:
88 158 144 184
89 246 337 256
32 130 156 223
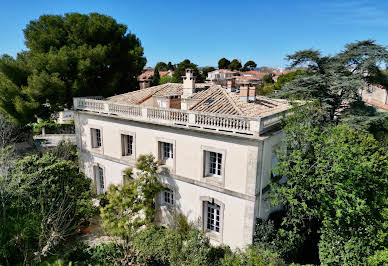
73 69 291 249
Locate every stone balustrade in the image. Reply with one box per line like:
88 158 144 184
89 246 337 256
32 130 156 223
73 97 286 136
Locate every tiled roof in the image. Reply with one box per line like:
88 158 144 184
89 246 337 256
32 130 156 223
138 70 172 79
107 83 290 118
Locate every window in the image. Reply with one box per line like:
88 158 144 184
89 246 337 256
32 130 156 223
94 165 104 194
207 151 222 176
121 134 133 156
162 142 173 160
205 201 220 233
91 128 102 148
162 190 174 206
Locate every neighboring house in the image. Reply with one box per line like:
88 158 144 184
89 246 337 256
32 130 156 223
361 85 388 111
207 69 237 83
138 70 174 89
73 69 291 249
56 109 74 124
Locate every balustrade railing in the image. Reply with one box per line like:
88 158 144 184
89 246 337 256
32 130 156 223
73 97 286 136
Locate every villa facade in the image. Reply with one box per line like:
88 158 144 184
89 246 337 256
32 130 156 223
73 70 290 249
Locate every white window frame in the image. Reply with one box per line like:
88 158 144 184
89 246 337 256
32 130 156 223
201 146 226 186
156 138 176 172
162 142 173 160
200 196 224 242
207 151 222 177
204 201 221 233
94 164 105 194
91 128 102 148
161 189 174 207
121 134 133 156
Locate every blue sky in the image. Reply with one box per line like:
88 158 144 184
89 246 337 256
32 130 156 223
0 0 387 68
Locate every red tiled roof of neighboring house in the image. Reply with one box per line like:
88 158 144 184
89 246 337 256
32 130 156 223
138 70 173 79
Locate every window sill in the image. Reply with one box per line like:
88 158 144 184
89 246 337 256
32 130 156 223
205 230 222 242
121 155 136 161
91 147 103 154
202 175 224 186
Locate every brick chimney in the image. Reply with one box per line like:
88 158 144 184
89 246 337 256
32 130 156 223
239 82 256 102
139 79 151 89
226 77 236 92
183 69 196 96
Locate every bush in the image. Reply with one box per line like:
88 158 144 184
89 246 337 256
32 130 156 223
0 152 93 264
220 246 285 266
33 121 75 135
368 249 388 265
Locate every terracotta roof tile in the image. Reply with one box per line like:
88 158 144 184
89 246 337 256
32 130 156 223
107 83 290 117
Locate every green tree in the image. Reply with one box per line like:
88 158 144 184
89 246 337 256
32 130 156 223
281 40 388 122
262 74 274 84
100 154 163 239
270 103 388 265
273 69 307 90
218 58 230 69
242 60 257 71
159 74 173 84
229 59 242 70
155 62 168 71
167 61 175 71
151 68 160 86
0 151 93 264
200 66 216 81
172 59 202 83
0 13 146 124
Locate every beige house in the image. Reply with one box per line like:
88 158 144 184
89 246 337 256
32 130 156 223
361 84 388 111
73 69 291 249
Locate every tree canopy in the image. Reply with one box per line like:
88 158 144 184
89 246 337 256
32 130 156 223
229 59 242 70
280 40 388 123
172 59 202 83
0 147 93 264
218 58 230 69
269 103 388 264
242 60 257 71
0 13 146 124
155 62 168 71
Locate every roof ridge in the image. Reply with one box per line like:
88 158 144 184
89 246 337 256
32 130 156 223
136 83 171 104
219 86 244 115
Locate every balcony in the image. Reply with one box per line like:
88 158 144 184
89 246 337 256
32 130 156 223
73 97 286 137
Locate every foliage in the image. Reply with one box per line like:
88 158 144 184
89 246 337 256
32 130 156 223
270 102 388 265
0 13 146 124
242 60 257 71
129 224 227 266
159 74 174 84
262 74 274 84
280 40 388 123
0 111 32 147
0 150 93 264
273 69 307 90
218 58 230 69
151 68 160 86
155 61 168 71
45 140 78 162
172 59 202 83
228 59 242 70
221 245 285 266
200 66 216 81
256 84 275 96
32 121 75 135
368 249 388 265
100 154 163 239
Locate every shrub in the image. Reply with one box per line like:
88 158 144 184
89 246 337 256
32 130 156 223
220 246 285 266
32 121 75 135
